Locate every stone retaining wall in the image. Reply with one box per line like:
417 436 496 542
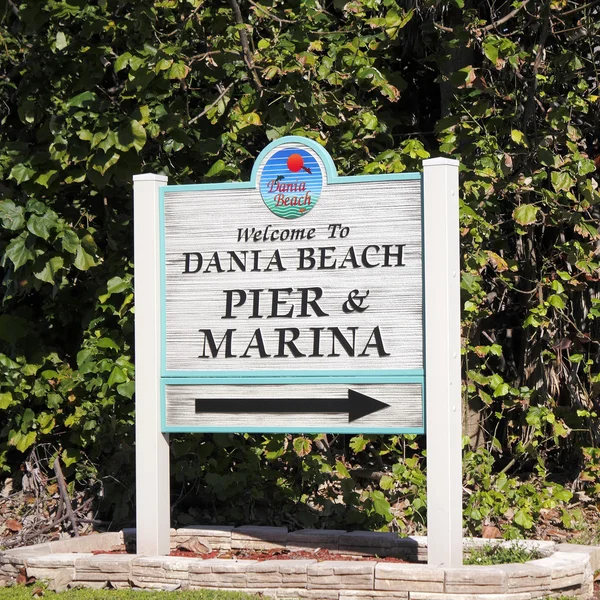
1 527 598 599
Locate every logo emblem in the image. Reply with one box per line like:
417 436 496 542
258 145 323 219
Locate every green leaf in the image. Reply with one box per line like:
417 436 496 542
206 159 226 178
77 348 94 368
349 435 368 453
74 246 97 271
0 392 13 410
9 164 35 184
22 363 39 376
380 475 395 490
22 408 35 427
370 490 393 519
114 52 132 72
155 58 173 72
80 233 98 255
238 112 262 128
293 436 312 457
55 31 68 50
15 431 36 452
61 229 80 254
117 120 146 152
0 200 26 231
4 233 35 270
483 41 498 65
18 99 36 124
62 448 81 468
551 171 575 192
107 366 127 386
117 381 135 399
34 256 64 284
547 294 566 309
67 91 96 108
38 412 55 434
513 508 533 529
0 354 20 369
107 276 128 294
27 211 57 240
493 383 510 397
96 337 120 350
511 129 526 146
513 204 539 225
321 112 340 126
361 112 378 130
168 62 189 79
335 460 351 478
35 170 58 188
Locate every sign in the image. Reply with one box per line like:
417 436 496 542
133 137 462 566
160 137 423 433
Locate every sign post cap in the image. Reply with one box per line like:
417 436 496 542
423 157 460 167
133 173 169 182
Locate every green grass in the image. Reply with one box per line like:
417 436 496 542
463 541 542 565
0 587 270 600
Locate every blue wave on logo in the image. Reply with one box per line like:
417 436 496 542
259 147 323 219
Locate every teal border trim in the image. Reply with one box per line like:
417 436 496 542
159 135 424 388
161 376 425 435
160 136 420 195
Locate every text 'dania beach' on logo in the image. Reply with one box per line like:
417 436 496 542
258 145 324 219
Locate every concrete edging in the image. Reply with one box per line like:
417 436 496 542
1 527 598 599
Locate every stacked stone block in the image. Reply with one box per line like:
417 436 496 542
0 527 598 599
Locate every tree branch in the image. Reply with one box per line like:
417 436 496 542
434 21 454 33
188 82 234 125
481 0 531 33
6 0 20 17
523 9 550 128
229 0 263 91
53 457 79 538
560 0 600 17
434 0 531 35
247 0 294 24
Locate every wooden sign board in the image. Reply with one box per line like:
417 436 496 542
160 138 423 433
133 136 462 566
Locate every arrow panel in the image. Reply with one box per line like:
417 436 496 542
164 382 423 433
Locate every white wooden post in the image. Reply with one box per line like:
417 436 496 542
423 158 462 566
133 173 170 556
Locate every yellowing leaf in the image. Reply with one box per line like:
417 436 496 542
168 62 190 79
511 129 527 146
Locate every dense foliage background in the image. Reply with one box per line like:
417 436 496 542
0 0 599 539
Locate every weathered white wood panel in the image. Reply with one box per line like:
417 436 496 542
165 383 422 431
163 179 422 373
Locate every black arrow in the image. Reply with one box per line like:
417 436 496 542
195 390 389 423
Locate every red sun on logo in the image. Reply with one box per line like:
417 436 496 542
287 153 304 173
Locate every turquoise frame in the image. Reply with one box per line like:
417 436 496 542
159 135 425 434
